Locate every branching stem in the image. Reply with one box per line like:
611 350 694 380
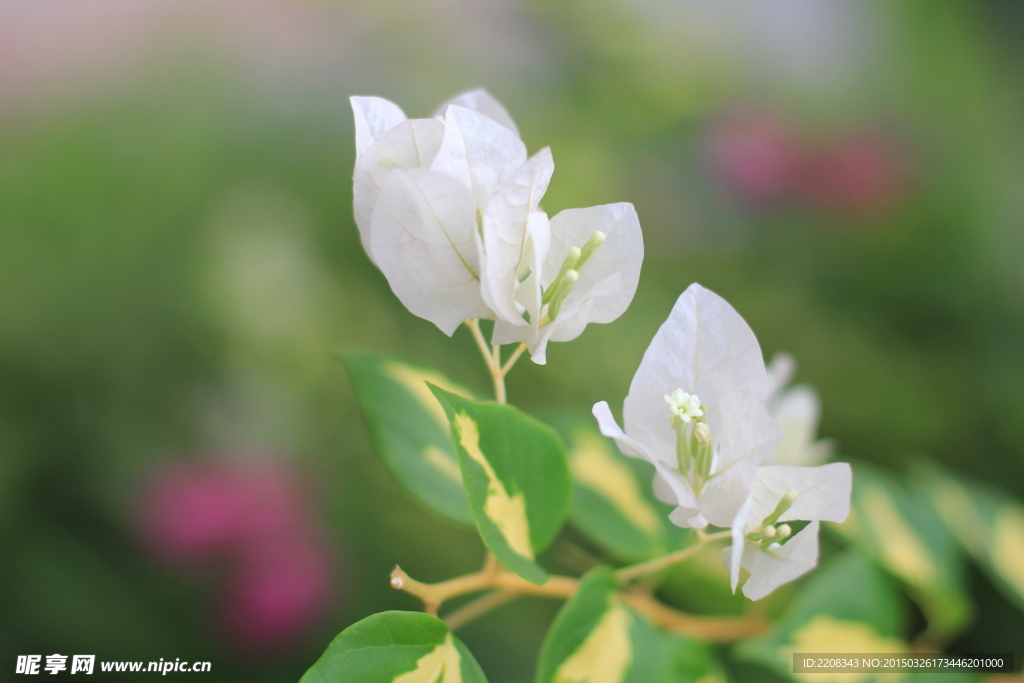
616 530 731 582
391 531 758 640
464 318 527 405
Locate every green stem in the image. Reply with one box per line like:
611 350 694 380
616 530 731 582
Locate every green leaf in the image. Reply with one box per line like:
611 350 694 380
736 552 908 682
301 611 487 683
341 353 475 525
662 633 722 683
916 461 1024 615
831 462 971 641
536 567 671 683
557 419 686 562
430 386 571 584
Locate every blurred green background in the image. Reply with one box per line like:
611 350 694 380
2 0 1024 680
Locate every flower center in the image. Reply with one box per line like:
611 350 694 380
664 389 713 490
664 389 704 425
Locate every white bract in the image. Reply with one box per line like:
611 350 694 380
491 202 643 364
764 353 833 466
723 462 851 599
350 90 643 350
592 283 783 529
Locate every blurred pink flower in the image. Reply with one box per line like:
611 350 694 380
140 460 335 652
796 131 906 218
223 538 333 652
142 464 249 564
708 110 804 203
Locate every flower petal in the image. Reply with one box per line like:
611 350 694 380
623 283 771 467
768 384 826 466
739 521 820 600
765 351 796 397
546 203 644 325
747 463 852 525
593 399 698 520
480 149 555 325
697 390 783 527
651 472 677 505
651 460 698 512
432 105 527 211
353 119 445 263
350 96 407 158
592 401 655 462
669 507 706 529
370 168 489 335
433 88 519 137
726 494 753 592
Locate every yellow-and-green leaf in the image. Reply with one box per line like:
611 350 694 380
917 461 1024 614
559 421 687 562
342 353 475 525
430 386 571 585
300 611 487 683
832 463 972 641
536 567 670 683
736 552 907 681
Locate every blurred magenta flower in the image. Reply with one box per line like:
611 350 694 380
796 131 906 218
223 538 333 652
707 110 804 203
709 109 908 220
140 460 335 652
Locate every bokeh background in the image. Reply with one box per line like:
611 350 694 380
2 0 1024 680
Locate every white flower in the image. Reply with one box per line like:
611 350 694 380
764 353 833 466
490 202 643 364
350 90 528 335
592 283 782 528
723 463 851 599
351 89 643 349
351 92 520 252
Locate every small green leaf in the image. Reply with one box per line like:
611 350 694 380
341 353 474 525
736 552 908 681
301 611 487 683
536 567 670 683
661 633 722 683
832 462 972 641
557 420 686 562
917 461 1024 615
430 386 571 584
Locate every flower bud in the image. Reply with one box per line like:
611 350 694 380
576 230 606 270
776 524 792 540
693 422 712 445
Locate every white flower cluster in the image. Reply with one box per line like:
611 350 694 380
350 90 643 364
593 284 851 600
349 88 849 599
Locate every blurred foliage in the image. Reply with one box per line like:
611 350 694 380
2 0 1024 681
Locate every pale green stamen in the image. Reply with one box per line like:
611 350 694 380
763 490 798 527
542 247 581 305
545 269 579 321
575 230 606 271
